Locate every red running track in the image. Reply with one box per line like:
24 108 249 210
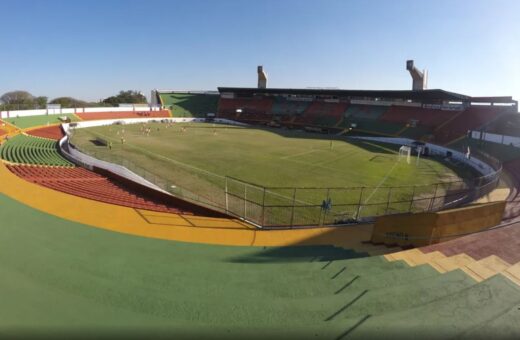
27 125 65 140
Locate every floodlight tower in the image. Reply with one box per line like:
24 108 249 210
257 66 268 89
150 89 159 107
406 60 428 91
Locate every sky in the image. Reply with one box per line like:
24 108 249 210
1 0 519 102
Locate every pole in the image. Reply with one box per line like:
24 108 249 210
225 177 229 213
355 187 364 220
261 187 267 227
408 186 416 213
428 183 439 211
385 188 392 215
244 184 247 219
289 188 296 228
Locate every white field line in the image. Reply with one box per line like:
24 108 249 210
87 130 314 206
313 149 358 167
362 160 400 205
361 141 398 154
336 158 400 216
279 140 353 161
280 148 319 160
90 130 226 179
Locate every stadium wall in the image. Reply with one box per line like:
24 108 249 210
470 130 520 148
371 201 506 247
0 106 162 118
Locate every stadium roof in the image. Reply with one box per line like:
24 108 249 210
218 87 516 104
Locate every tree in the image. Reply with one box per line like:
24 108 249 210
0 91 35 110
50 97 88 108
34 96 48 109
102 90 147 106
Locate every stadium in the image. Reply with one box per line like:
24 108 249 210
1 58 520 338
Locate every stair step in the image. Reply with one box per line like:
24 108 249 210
430 253 476 273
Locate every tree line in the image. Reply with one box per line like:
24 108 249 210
0 90 148 111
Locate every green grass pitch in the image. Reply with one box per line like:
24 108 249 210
70 122 470 225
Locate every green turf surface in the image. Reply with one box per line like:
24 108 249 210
1 192 520 338
70 122 469 225
4 113 79 129
159 93 219 117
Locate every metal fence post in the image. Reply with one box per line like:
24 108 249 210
225 177 229 213
355 187 364 220
289 188 297 228
244 183 247 219
428 183 439 211
385 188 392 215
408 186 416 213
261 187 267 227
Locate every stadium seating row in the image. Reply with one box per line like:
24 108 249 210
434 106 506 145
218 97 510 145
483 113 520 137
7 164 191 214
0 134 73 166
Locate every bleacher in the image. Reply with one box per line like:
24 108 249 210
215 93 512 144
0 134 74 167
303 101 348 127
380 105 457 127
271 97 311 116
160 93 219 118
398 125 432 140
344 104 389 120
7 164 192 214
218 97 274 122
482 112 520 137
346 119 405 136
435 106 507 145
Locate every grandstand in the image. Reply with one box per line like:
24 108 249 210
217 87 518 144
0 134 74 167
154 91 219 117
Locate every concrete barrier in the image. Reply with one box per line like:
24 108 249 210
371 201 506 247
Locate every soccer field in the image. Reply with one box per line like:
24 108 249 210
70 122 471 226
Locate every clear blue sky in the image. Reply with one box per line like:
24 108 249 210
1 0 519 102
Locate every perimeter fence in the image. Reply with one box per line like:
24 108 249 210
71 141 502 229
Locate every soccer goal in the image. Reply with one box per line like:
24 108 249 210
399 146 412 164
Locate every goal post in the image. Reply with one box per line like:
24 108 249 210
399 146 412 164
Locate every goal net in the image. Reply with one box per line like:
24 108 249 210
399 146 412 164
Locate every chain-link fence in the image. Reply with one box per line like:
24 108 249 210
69 140 502 229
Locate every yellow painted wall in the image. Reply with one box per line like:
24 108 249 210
372 201 506 247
